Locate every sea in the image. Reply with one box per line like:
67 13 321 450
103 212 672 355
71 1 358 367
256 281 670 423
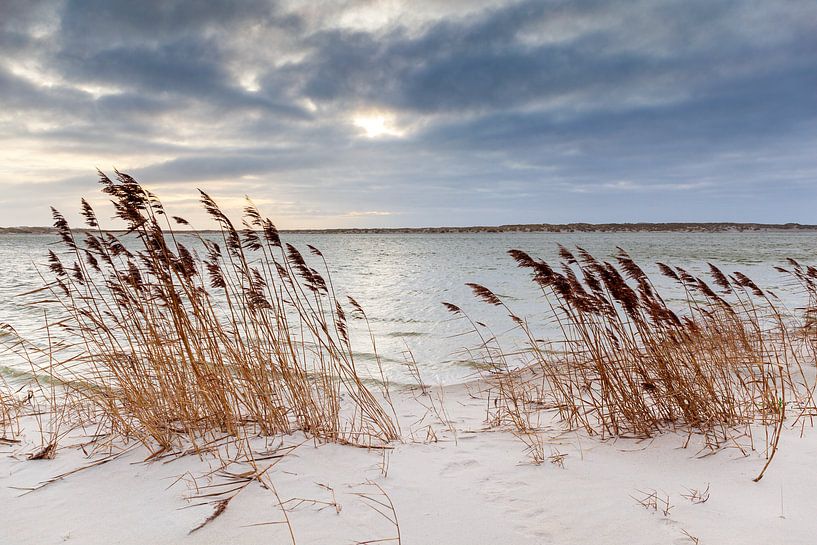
1 231 815 385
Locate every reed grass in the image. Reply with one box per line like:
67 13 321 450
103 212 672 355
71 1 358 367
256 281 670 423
29 171 397 453
0 377 15 436
451 246 817 461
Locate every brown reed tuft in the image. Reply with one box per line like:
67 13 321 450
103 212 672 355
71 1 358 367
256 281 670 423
24 171 398 452
456 245 817 471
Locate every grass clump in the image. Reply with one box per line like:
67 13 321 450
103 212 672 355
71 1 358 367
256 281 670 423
450 246 816 457
33 171 397 452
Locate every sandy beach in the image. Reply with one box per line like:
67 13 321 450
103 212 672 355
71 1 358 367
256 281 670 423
3 379 816 545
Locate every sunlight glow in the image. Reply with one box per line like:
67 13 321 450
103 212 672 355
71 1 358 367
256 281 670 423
352 112 405 138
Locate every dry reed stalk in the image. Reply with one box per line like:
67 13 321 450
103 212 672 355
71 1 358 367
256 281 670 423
0 377 17 437
19 171 397 455
353 481 402 545
452 246 816 468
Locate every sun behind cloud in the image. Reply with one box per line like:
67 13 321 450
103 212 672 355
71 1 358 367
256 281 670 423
352 111 405 138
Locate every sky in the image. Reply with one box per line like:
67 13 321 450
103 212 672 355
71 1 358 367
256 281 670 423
1 0 816 229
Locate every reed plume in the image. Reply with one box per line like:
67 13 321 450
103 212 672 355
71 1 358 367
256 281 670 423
458 245 816 461
28 171 397 452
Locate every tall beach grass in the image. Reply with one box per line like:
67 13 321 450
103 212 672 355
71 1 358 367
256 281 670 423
449 246 817 475
15 171 398 453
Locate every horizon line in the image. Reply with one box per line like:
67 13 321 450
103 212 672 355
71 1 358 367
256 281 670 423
2 221 817 235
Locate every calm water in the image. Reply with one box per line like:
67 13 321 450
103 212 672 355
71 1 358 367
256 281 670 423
1 232 815 384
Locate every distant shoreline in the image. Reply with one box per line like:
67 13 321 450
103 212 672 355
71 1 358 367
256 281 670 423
1 222 817 235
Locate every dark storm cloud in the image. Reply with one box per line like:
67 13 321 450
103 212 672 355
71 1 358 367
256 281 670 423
57 0 301 43
293 0 816 116
58 37 308 118
297 1 600 111
1 0 816 226
51 0 309 118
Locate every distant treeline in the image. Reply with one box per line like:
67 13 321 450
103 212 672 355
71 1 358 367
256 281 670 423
280 222 817 234
1 222 816 235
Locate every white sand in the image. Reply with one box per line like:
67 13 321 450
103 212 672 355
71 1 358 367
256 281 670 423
2 382 816 545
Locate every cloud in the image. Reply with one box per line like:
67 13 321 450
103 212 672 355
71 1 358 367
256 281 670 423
345 210 394 217
0 0 815 227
